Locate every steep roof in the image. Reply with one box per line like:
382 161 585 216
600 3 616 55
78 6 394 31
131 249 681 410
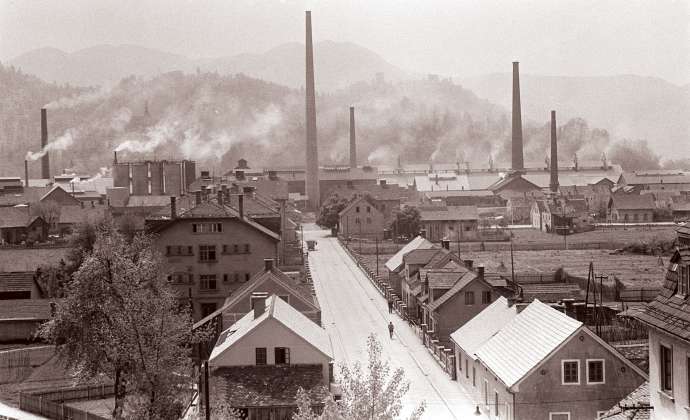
0 187 50 206
209 295 332 363
474 300 582 388
426 268 466 289
419 205 479 221
384 236 435 272
0 271 36 293
426 271 480 312
487 173 540 192
633 248 690 342
610 193 655 211
450 296 518 360
338 195 381 218
403 248 442 266
0 206 40 228
599 381 651 420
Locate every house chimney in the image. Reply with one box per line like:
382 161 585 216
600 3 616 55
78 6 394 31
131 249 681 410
419 229 427 238
305 11 320 209
252 292 268 318
238 193 244 218
477 264 485 279
511 62 524 171
441 239 450 250
349 106 356 168
264 258 274 271
113 151 118 164
550 110 559 193
195 190 202 205
24 160 29 188
217 190 223 206
464 259 474 269
40 108 50 179
170 196 177 219
379 179 387 187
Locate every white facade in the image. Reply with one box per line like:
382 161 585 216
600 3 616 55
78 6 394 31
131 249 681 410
649 329 690 420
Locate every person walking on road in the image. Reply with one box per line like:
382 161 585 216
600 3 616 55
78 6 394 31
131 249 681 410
388 321 394 339
387 297 393 313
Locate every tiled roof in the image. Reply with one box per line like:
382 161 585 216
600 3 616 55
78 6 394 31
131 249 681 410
419 205 479 221
0 299 54 320
488 173 540 192
599 381 651 420
426 271 479 312
338 195 379 217
213 364 329 407
0 271 36 293
520 283 582 302
384 236 435 272
403 249 442 266
610 193 655 211
209 295 332 364
633 248 690 342
474 299 582 388
426 269 465 289
0 206 39 228
450 296 518 360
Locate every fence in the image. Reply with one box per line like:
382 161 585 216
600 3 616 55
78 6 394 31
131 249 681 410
20 384 113 420
0 345 54 384
619 288 660 302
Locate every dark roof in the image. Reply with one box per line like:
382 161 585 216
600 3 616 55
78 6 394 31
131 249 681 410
0 299 55 321
403 248 442 266
58 206 107 225
610 194 655 211
633 248 690 342
0 271 36 293
519 283 582 302
599 381 651 420
419 205 479 221
338 195 381 217
426 269 464 289
330 183 412 202
427 271 480 312
126 195 173 207
0 206 40 228
225 194 280 217
487 173 540 192
213 364 329 408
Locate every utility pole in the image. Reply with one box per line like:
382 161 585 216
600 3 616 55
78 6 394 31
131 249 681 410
456 226 461 259
375 238 379 277
510 240 515 284
204 360 210 420
595 274 608 335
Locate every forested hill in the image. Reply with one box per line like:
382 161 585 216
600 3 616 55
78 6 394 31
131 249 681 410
0 64 656 177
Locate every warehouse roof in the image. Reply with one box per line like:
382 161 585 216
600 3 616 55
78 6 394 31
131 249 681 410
384 236 435 272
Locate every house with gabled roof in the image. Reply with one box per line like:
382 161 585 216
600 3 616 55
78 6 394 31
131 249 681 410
608 193 656 223
338 195 385 240
209 294 334 419
418 205 479 242
631 227 690 419
0 207 48 244
487 173 542 200
146 197 280 320
195 258 320 332
450 296 518 396
471 299 646 420
384 235 434 296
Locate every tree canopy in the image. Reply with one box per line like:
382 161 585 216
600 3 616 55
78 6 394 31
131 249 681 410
317 193 351 230
393 206 421 237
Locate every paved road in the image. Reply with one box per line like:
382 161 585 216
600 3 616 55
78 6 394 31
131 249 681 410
304 227 487 419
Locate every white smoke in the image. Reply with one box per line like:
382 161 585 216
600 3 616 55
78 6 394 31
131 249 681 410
44 87 112 110
25 129 77 161
367 145 395 164
115 118 178 153
110 108 133 132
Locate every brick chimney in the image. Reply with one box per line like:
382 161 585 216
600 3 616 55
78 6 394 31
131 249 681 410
464 259 474 269
441 239 450 250
476 264 485 279
264 258 274 271
252 292 269 318
113 151 118 164
349 106 356 168
511 62 524 171
195 190 202 205
305 11 320 209
40 108 50 179
217 190 224 207
24 160 29 188
238 193 244 219
550 110 559 193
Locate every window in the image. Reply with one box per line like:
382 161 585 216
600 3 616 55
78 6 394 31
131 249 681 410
562 360 580 384
192 223 222 233
660 344 673 393
472 366 476 387
223 274 228 283
168 273 192 284
483 379 488 405
465 359 469 379
200 303 217 318
494 391 499 416
355 206 360 213
458 353 462 372
678 265 690 296
464 291 475 305
244 244 251 253
245 273 251 282
166 245 193 256
275 347 290 365
587 359 605 384
481 291 492 304
199 245 217 262
366 206 371 213
233 244 239 254
255 348 267 365
199 274 217 290
549 413 570 420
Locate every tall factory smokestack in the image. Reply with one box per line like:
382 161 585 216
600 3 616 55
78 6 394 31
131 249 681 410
550 110 559 193
511 62 524 171
349 106 356 168
305 11 320 209
24 160 29 188
40 108 49 179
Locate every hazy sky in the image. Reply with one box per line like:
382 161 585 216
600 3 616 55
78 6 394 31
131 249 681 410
1 0 688 84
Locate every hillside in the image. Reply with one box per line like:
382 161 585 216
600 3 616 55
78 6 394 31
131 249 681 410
461 73 690 159
0 63 620 178
10 42 408 91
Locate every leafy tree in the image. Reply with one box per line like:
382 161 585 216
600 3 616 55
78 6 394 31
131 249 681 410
392 206 421 237
31 201 61 233
317 193 350 230
294 334 425 420
38 223 206 419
